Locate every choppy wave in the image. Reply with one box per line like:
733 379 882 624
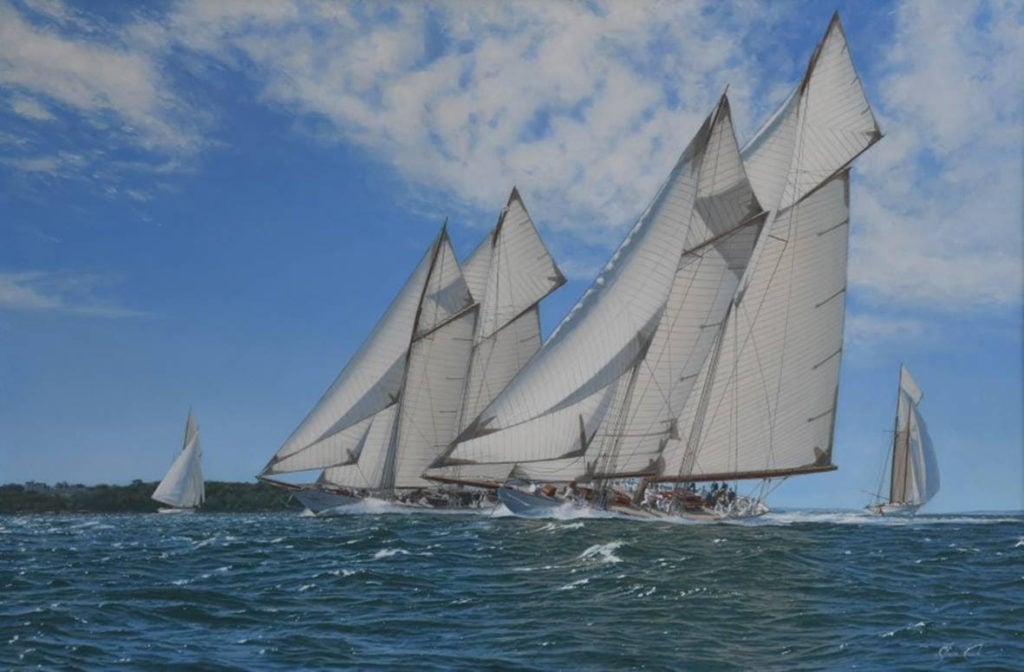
2 511 1021 670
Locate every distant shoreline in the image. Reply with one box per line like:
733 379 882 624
0 480 300 514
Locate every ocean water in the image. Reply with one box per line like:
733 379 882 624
1 509 1022 671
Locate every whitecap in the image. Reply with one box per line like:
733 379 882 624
558 578 590 591
372 548 410 560
578 541 625 564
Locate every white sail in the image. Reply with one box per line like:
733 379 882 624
386 307 478 489
743 13 881 213
431 95 763 483
658 13 881 483
152 410 204 509
476 188 565 340
663 173 850 480
413 230 473 339
596 100 766 478
261 242 436 475
459 306 542 431
319 405 398 490
890 366 939 506
458 188 563 430
461 237 492 307
263 412 378 475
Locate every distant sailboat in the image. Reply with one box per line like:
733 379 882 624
867 366 939 516
152 409 205 514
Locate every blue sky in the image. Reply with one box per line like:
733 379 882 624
1 0 1021 512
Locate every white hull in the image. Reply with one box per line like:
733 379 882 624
865 502 920 517
156 507 197 514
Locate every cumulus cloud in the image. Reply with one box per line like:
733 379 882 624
0 0 205 186
0 0 1020 315
850 0 1024 311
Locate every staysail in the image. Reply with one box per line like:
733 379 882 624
152 409 205 509
658 13 881 483
429 93 765 485
888 366 939 507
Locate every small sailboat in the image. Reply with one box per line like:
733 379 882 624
151 409 205 514
866 366 939 516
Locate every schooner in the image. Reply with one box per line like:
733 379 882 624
866 366 940 516
258 189 563 513
425 13 882 520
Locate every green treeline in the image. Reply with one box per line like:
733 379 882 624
0 480 300 514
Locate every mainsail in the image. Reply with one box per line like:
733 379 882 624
887 366 940 507
658 13 881 483
152 409 205 509
428 93 766 485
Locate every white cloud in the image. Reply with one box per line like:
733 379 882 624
155 1 766 240
850 0 1024 311
8 94 54 121
845 312 926 348
0 0 204 182
2 151 84 175
0 272 147 318
1 0 1020 316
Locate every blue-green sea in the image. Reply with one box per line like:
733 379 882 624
2 510 1022 670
